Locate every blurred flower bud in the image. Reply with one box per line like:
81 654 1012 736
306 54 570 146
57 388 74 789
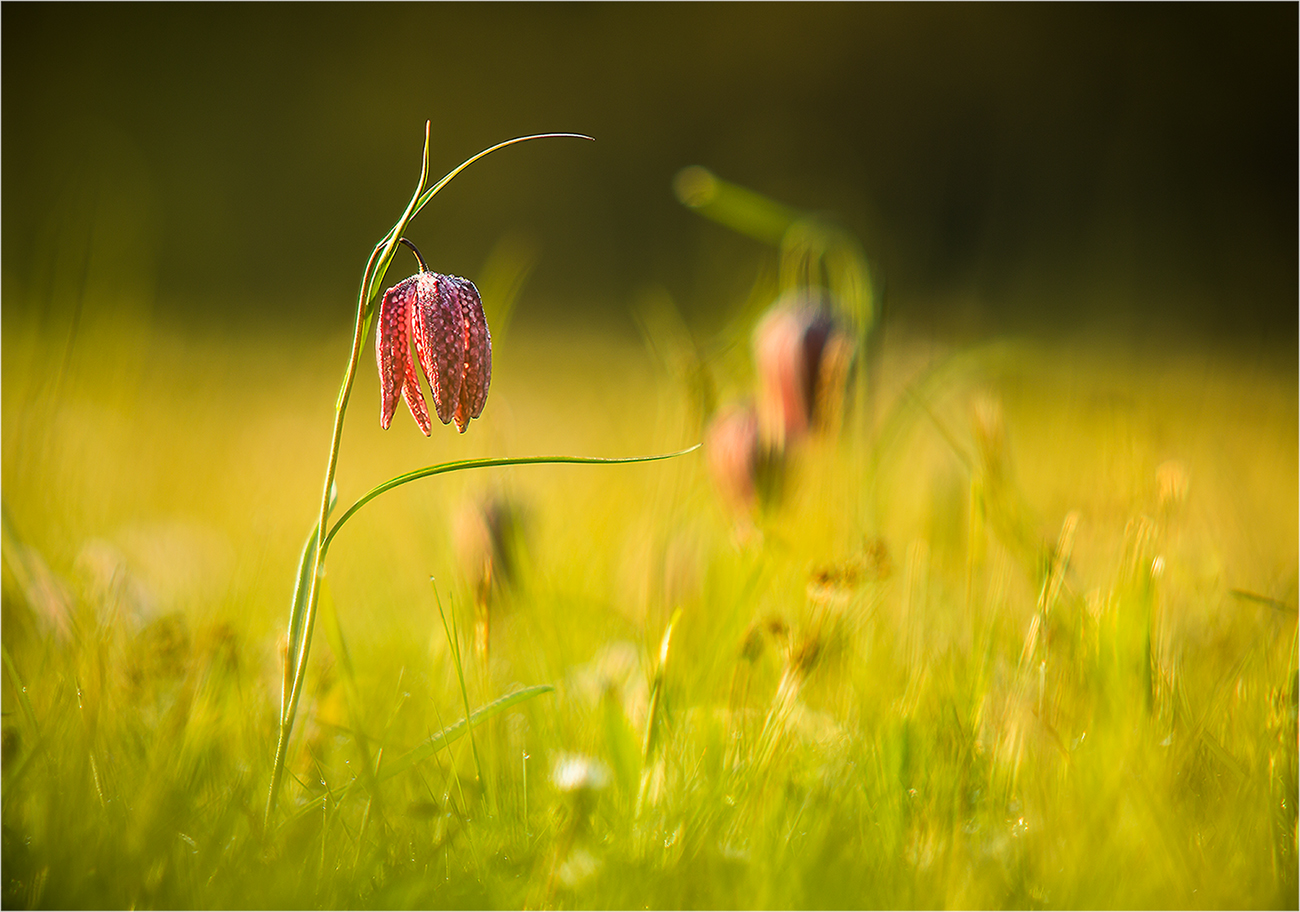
453 493 526 667
753 292 855 448
453 493 526 596
705 403 784 515
706 403 760 512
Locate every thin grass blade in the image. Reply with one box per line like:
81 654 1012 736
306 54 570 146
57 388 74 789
433 583 488 808
364 122 433 312
378 685 555 784
1 645 37 734
358 132 591 354
413 133 594 217
281 483 337 723
322 446 699 554
280 525 320 723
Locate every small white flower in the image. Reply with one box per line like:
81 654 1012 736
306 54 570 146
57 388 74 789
551 753 610 793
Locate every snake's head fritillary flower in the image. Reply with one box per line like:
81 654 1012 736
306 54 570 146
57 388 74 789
704 401 784 515
752 292 855 448
705 403 761 513
377 242 492 435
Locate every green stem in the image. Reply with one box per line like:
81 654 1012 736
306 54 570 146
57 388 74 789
263 274 369 825
264 126 596 829
265 124 434 829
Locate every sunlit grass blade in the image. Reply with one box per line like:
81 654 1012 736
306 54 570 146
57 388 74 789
280 523 320 724
278 482 337 723
361 131 593 325
413 133 594 219
355 121 433 350
636 608 681 816
321 447 700 554
2 643 38 734
268 487 336 825
643 607 681 761
433 581 490 813
378 685 556 785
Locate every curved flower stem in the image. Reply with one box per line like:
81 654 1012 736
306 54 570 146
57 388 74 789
264 125 596 829
399 237 429 274
265 124 434 829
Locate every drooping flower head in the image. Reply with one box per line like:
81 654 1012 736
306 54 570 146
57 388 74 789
377 239 491 434
704 401 785 516
752 291 855 448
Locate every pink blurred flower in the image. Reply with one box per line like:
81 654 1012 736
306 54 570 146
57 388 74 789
752 294 854 447
705 403 760 512
705 402 784 515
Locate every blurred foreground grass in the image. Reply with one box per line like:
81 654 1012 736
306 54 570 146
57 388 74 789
2 309 1296 908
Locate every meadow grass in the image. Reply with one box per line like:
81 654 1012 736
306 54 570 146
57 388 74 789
2 308 1295 909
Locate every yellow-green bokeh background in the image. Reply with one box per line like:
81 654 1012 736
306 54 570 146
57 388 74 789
2 5 1296 908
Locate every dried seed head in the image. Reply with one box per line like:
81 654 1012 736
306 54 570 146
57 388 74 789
740 623 767 663
790 634 823 679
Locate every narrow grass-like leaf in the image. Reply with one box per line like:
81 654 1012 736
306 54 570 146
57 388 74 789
1 644 38 734
636 608 680 816
433 582 487 808
351 125 434 388
321 447 699 555
280 525 319 723
363 124 432 321
268 485 336 826
643 607 681 761
413 134 594 219
364 132 592 316
379 685 555 784
280 483 337 724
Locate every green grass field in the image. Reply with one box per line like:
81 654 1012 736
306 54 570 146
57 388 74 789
2 305 1295 908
